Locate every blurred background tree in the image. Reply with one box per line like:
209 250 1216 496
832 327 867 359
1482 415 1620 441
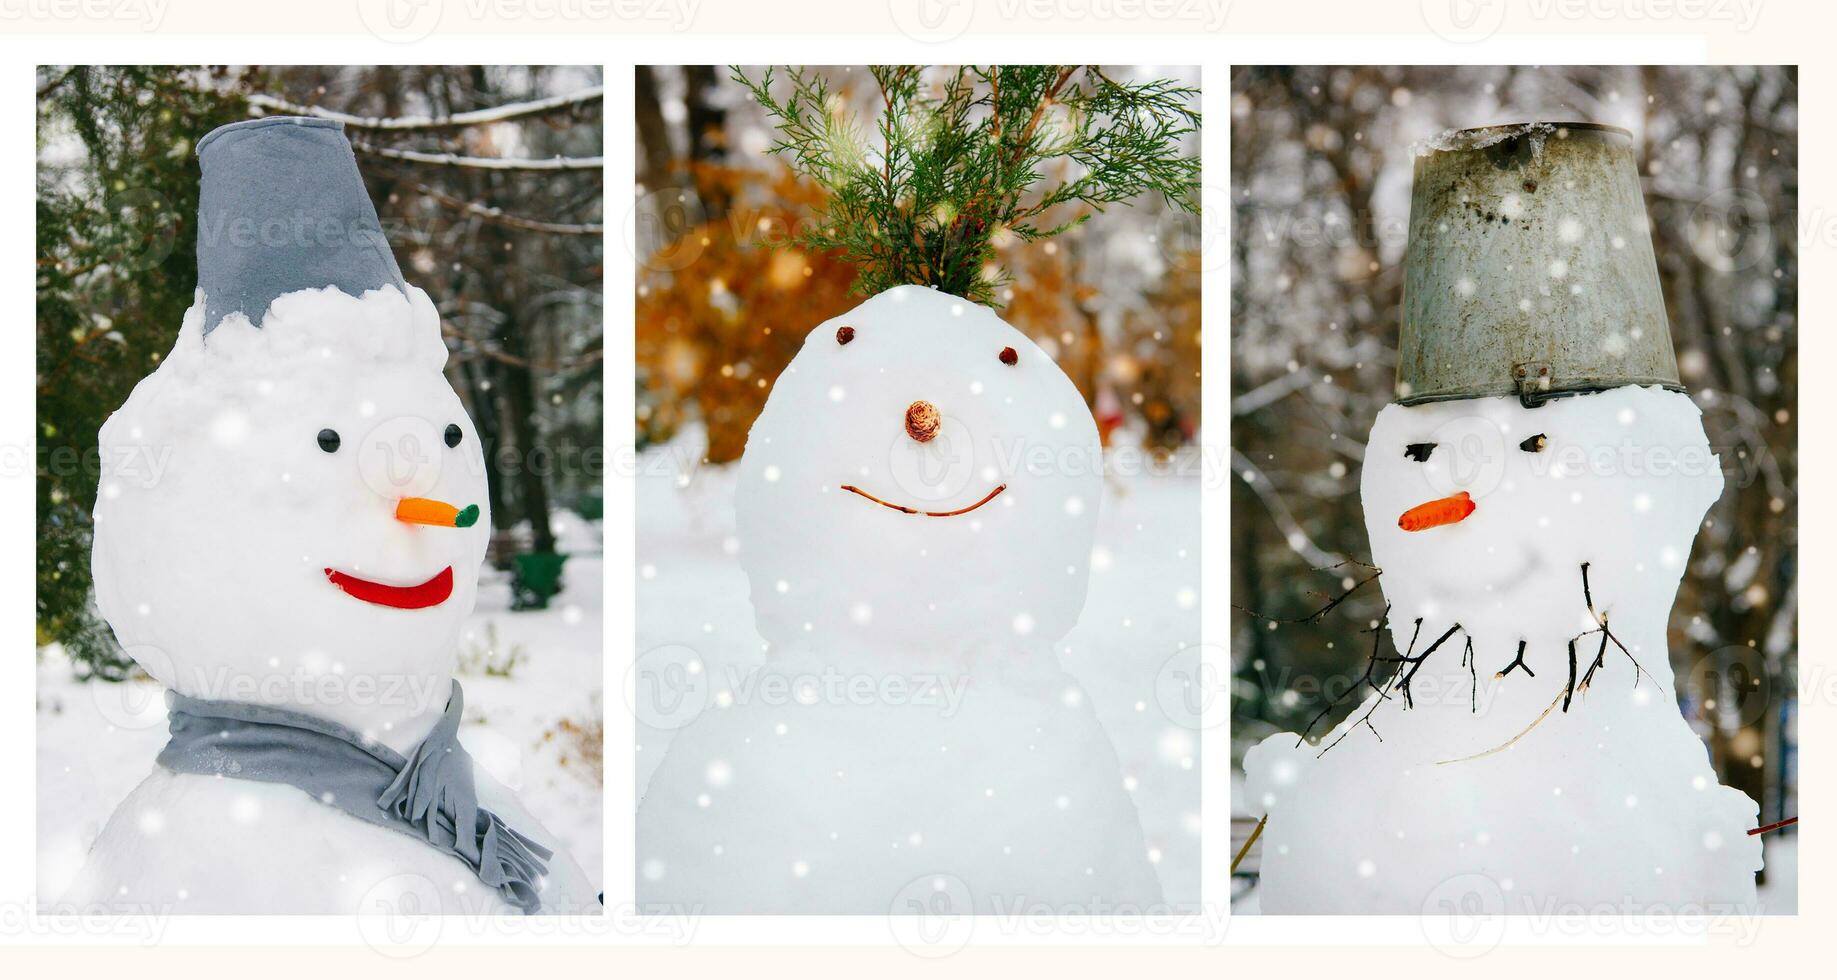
635 65 1202 466
1229 66 1797 863
37 65 604 677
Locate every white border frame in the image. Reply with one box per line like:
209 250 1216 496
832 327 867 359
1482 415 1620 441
7 17 1805 955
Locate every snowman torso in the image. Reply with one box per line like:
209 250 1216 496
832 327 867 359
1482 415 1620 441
637 286 1162 911
64 759 597 914
1244 387 1761 912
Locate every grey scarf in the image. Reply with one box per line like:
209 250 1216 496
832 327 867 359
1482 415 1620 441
157 681 551 913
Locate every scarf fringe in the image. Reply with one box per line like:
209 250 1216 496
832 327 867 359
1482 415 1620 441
379 687 554 914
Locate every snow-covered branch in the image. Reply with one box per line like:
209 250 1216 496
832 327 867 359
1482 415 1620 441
412 182 603 236
248 87 603 131
352 141 603 172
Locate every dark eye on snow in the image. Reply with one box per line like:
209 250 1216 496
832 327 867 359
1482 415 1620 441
1404 442 1435 462
317 428 341 453
836 325 856 345
1519 433 1548 453
999 346 1018 366
445 423 464 448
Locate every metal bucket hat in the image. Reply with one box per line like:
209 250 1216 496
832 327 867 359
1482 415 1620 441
1397 122 1682 407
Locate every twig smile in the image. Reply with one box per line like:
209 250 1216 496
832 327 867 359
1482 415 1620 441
839 483 1007 518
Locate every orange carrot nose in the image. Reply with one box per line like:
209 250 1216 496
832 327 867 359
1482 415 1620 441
395 497 480 528
1398 491 1475 532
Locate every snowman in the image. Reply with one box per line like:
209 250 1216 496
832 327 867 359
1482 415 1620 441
1243 124 1763 914
62 118 596 914
636 285 1164 913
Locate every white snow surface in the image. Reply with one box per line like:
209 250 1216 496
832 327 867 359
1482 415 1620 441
1245 386 1764 913
637 287 1198 913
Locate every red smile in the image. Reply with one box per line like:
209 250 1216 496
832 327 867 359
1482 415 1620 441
324 566 454 609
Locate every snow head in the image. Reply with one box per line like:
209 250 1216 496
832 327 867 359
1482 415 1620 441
736 285 1101 656
93 286 486 745
1362 385 1723 691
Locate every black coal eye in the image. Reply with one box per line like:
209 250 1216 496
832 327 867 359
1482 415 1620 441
1519 433 1548 452
317 428 341 453
444 423 463 448
1404 442 1435 462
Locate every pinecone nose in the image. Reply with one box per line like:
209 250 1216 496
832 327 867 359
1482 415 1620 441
905 400 941 443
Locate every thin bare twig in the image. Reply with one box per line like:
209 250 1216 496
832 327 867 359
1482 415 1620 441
1497 640 1535 679
248 87 602 130
351 140 603 171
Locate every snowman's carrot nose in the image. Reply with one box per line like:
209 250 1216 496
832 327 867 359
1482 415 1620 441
396 497 480 528
1398 491 1475 532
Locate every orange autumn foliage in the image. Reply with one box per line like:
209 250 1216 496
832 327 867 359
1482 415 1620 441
636 164 1203 463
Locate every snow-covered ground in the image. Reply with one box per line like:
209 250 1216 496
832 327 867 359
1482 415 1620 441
37 511 605 901
634 432 1202 908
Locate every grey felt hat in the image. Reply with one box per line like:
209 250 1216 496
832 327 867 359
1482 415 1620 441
195 116 407 333
1397 122 1683 407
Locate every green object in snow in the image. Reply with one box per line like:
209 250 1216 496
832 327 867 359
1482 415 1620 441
511 551 567 610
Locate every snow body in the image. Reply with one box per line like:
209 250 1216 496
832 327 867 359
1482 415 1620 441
1245 386 1761 913
70 285 595 914
637 285 1162 912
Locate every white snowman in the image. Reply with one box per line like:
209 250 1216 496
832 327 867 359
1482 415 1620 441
63 118 595 915
636 285 1164 913
1244 124 1763 914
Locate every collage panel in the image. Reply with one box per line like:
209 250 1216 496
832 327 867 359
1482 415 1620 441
1229 65 1797 917
632 65 1204 916
35 65 606 915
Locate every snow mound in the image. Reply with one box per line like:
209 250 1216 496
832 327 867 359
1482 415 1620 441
1414 121 1557 158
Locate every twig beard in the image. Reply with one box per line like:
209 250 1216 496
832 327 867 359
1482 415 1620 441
1300 562 1660 759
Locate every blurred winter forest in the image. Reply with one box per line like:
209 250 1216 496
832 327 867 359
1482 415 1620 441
1230 66 1798 865
36 65 606 676
634 65 1202 463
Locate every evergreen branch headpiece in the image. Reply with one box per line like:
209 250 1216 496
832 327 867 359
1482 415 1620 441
733 65 1200 306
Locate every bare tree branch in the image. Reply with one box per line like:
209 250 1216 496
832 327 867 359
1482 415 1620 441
352 140 603 172
248 87 603 130
411 181 603 236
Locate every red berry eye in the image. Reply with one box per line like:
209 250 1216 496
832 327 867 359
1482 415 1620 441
998 346 1018 365
836 326 856 345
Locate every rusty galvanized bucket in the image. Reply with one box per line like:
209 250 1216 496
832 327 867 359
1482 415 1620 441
1398 122 1682 407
